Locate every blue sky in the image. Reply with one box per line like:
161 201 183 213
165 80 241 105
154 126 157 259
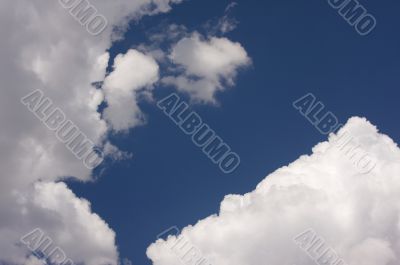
3 0 400 264
61 0 400 264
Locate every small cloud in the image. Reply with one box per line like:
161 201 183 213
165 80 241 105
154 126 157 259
102 49 159 132
204 2 239 35
163 32 251 103
122 258 133 265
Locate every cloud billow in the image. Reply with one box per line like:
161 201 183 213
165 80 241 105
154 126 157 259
148 117 400 265
0 0 181 264
163 33 251 104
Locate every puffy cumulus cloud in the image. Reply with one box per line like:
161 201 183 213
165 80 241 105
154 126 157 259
7 182 118 265
103 49 159 132
163 33 251 103
147 117 400 265
0 0 180 264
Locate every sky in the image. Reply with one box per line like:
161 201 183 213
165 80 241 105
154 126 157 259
1 0 400 265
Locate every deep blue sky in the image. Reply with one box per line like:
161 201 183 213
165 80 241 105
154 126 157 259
67 0 400 264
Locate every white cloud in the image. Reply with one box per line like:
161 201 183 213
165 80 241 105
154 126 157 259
103 49 159 132
163 33 251 103
0 0 180 264
103 142 133 161
205 2 239 35
147 117 400 265
12 182 118 265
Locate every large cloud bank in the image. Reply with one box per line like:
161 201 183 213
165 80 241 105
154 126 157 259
0 0 180 264
147 117 400 265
